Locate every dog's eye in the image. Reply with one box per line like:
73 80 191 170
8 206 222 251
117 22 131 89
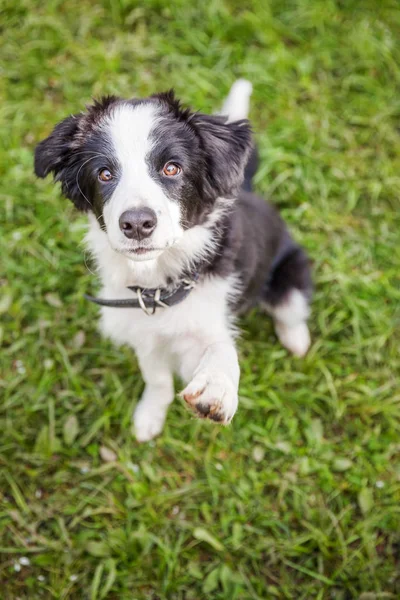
98 168 113 182
162 162 181 177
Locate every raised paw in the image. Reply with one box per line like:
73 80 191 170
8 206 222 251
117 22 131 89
181 370 238 424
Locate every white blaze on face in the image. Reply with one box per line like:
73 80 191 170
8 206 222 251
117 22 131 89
102 102 184 260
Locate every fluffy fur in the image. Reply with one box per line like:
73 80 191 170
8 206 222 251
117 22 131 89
35 81 312 441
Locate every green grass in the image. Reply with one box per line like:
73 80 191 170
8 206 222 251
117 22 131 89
1 0 400 597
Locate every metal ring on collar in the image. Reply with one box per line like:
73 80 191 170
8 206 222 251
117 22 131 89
136 288 155 316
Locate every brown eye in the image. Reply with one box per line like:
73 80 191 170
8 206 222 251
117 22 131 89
163 162 181 177
98 168 113 182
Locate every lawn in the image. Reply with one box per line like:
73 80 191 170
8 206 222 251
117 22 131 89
1 0 400 598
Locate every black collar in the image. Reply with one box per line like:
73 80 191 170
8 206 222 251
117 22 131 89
85 273 199 315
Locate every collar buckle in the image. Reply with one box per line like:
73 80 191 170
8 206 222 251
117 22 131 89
135 287 154 316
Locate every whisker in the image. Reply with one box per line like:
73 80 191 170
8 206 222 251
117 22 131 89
82 248 98 277
75 155 101 208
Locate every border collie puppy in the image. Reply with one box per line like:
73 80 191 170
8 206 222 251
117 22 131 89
35 80 312 442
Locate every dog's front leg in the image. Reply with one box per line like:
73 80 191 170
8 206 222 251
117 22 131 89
132 349 174 442
181 341 240 424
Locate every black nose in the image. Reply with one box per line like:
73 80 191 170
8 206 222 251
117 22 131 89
119 208 157 240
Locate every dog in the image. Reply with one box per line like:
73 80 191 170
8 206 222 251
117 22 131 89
34 80 312 442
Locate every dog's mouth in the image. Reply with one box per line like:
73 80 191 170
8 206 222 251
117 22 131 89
111 238 179 261
128 247 162 255
114 245 167 262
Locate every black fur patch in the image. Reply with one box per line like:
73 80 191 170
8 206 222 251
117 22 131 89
34 97 121 212
263 245 313 306
147 92 253 226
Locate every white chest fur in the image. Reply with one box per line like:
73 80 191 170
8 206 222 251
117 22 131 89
99 271 236 344
85 216 238 371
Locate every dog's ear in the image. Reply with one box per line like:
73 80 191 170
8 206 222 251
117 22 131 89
34 114 80 178
34 113 92 211
190 113 253 199
149 90 253 199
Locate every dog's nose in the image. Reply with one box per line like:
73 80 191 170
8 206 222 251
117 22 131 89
119 208 157 240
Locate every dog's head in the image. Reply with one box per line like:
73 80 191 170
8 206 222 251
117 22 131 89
35 92 252 262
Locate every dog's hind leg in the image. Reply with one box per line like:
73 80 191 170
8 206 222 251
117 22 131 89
262 245 312 357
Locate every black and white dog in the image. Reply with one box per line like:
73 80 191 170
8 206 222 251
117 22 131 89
35 80 312 442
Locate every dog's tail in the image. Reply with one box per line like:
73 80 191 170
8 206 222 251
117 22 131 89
221 78 252 123
221 79 258 192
